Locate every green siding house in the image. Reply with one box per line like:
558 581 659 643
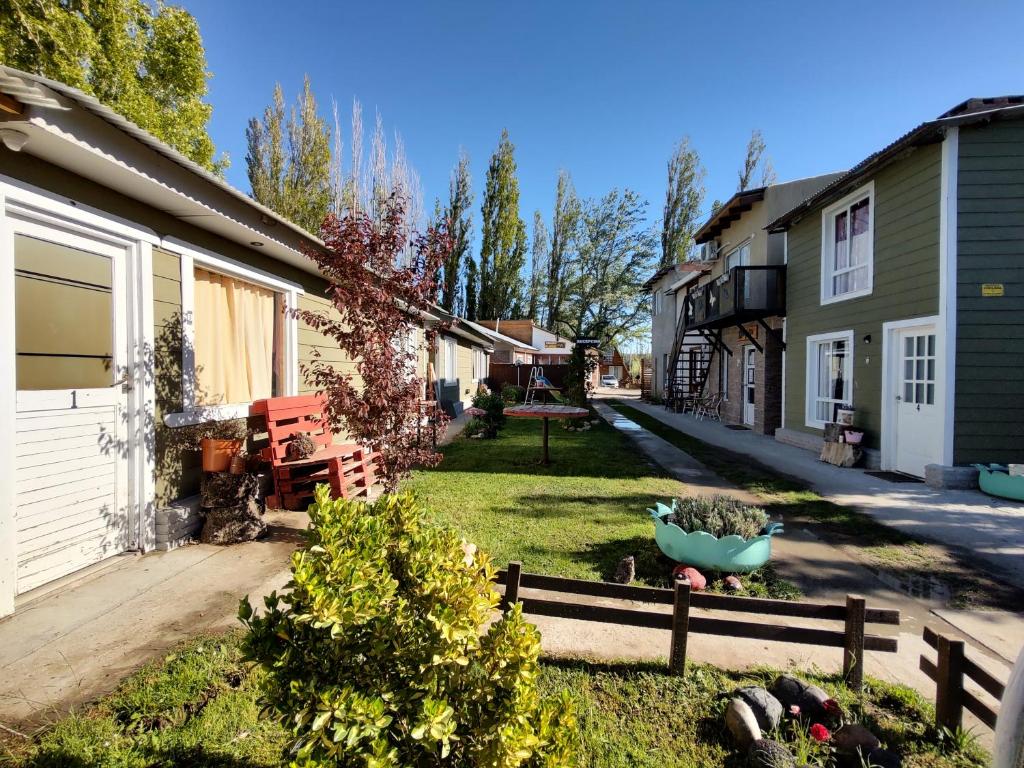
769 97 1024 483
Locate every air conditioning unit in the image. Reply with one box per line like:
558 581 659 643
698 240 719 261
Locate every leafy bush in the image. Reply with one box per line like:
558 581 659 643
501 384 525 404
240 489 576 767
667 496 768 540
470 391 507 438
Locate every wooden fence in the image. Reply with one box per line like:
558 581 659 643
919 626 1007 731
498 563 900 691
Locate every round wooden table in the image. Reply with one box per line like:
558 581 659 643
503 404 589 465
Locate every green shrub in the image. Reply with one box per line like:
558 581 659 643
667 496 768 540
501 384 525 404
240 489 576 767
470 391 507 438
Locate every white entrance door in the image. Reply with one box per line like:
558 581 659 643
893 325 941 477
12 226 131 594
743 346 756 426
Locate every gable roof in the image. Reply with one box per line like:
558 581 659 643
767 97 1024 233
642 260 710 291
463 320 540 352
694 187 766 244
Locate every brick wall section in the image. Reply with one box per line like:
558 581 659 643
700 318 783 436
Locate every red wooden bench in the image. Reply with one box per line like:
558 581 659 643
250 394 379 510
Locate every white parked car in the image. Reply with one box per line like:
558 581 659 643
600 374 619 388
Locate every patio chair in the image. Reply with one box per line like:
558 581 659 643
696 393 722 422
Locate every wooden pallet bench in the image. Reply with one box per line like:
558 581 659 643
250 394 379 510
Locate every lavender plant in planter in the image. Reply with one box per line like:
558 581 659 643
648 496 784 573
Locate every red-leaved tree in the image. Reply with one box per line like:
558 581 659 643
297 195 452 490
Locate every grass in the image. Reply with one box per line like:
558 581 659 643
608 401 1024 610
403 415 685 585
403 415 798 597
4 632 987 768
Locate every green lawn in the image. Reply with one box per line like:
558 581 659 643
608 401 1024 610
402 416 683 584
7 633 986 768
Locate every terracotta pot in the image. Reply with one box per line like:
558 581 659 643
201 438 244 473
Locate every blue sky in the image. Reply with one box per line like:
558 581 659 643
185 0 1024 247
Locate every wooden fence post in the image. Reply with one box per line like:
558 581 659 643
935 634 965 731
843 595 866 691
669 577 691 676
503 561 522 613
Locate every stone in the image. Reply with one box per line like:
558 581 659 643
200 498 267 545
833 724 881 756
747 739 796 768
735 687 783 732
725 698 762 750
725 575 744 592
797 685 831 719
614 556 635 585
770 675 807 710
674 566 706 591
201 472 261 509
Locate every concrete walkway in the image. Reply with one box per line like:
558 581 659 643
610 394 1024 590
0 510 306 729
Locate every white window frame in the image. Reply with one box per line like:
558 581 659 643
725 239 752 271
805 330 854 428
471 346 488 381
820 182 874 305
442 336 457 383
164 240 302 427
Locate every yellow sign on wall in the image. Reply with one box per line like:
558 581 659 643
981 283 1005 297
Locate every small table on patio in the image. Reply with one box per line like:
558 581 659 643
503 404 589 466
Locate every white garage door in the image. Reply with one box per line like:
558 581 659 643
12 229 131 594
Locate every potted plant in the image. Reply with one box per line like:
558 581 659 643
198 420 249 473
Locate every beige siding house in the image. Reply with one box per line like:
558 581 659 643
0 67 489 615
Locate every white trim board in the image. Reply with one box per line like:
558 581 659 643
938 127 959 466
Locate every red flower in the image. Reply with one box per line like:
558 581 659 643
809 723 831 742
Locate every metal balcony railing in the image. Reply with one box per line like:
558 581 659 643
683 266 786 330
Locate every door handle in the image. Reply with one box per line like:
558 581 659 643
895 395 902 401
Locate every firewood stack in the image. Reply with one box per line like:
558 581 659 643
819 423 862 468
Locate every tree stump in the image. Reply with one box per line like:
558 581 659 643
820 442 862 468
200 472 266 545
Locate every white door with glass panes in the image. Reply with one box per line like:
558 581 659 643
893 325 941 477
11 227 131 594
743 346 756 426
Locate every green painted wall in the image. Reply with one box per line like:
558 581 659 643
784 142 942 448
954 117 1024 464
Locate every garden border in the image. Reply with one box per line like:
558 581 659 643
497 563 900 690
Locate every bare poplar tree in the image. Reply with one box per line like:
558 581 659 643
738 129 768 191
368 111 389 225
661 138 705 267
330 98 344 217
347 98 363 214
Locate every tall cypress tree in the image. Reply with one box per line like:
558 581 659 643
246 76 332 234
527 210 549 322
661 137 705 267
545 171 579 329
464 257 479 321
478 130 526 319
439 152 472 313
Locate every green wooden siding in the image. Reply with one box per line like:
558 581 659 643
954 117 1024 464
784 142 941 448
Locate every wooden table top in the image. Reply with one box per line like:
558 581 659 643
504 404 589 419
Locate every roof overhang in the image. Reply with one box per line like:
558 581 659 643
666 269 705 293
0 66 326 278
766 100 1024 233
694 187 766 244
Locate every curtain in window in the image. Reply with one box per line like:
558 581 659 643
194 267 277 405
848 199 871 291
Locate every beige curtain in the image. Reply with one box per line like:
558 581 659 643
193 267 277 405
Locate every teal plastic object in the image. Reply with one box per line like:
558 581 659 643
647 500 784 573
974 464 1024 502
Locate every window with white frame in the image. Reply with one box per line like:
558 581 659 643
442 337 457 382
821 184 873 302
726 241 751 271
168 247 300 426
806 331 853 427
652 290 662 315
472 347 488 380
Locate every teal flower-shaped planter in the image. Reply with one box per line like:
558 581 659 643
647 501 784 573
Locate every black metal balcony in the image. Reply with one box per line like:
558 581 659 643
684 265 786 331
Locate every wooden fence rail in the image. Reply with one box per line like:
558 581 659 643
919 626 1006 731
497 563 899 690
